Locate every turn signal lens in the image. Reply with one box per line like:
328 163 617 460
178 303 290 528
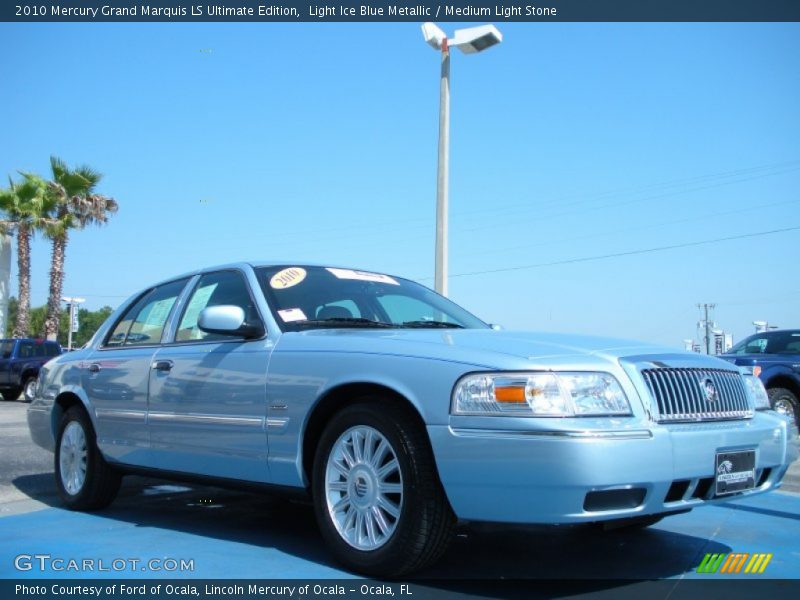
494 386 526 403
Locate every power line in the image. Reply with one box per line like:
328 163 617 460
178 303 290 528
457 197 799 260
427 225 800 280
461 165 800 234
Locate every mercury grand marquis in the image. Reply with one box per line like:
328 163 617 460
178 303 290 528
28 263 799 575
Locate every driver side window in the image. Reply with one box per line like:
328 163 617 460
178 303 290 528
175 270 257 343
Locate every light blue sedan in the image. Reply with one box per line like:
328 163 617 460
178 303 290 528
27 263 799 575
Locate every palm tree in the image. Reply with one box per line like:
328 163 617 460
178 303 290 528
0 173 52 338
43 157 118 340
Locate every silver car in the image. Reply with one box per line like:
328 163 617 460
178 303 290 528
28 263 799 575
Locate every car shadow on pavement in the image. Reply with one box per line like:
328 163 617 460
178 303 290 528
11 473 730 589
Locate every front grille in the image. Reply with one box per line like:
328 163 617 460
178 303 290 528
641 368 753 423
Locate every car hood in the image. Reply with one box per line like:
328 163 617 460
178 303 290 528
275 328 706 369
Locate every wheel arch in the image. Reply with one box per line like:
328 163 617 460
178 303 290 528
52 389 93 441
20 368 39 383
301 382 430 487
764 374 800 400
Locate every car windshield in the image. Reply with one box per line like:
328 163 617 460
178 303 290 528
729 331 800 355
256 266 489 332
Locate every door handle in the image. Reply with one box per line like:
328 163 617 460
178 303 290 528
152 360 174 372
87 363 101 373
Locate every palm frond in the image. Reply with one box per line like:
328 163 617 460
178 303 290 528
49 156 68 182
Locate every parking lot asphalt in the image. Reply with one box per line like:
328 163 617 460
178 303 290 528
1 400 799 582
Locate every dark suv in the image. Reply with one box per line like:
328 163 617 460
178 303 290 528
721 329 800 426
0 338 62 401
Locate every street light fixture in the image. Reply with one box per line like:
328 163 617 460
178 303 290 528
421 22 502 296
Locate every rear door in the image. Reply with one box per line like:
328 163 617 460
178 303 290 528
82 278 189 464
147 269 272 482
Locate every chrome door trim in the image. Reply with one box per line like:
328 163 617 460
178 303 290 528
147 412 265 429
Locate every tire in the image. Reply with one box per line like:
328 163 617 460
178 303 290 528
768 387 799 427
55 406 121 510
22 377 37 403
312 400 455 577
0 388 21 401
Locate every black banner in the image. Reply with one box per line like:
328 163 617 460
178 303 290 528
3 0 800 22
4 580 800 600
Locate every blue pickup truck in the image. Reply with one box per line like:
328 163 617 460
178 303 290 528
721 329 800 427
0 338 62 401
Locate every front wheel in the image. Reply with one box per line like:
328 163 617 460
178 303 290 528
312 400 455 577
55 406 121 510
768 387 799 427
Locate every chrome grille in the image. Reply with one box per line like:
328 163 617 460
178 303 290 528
641 368 753 423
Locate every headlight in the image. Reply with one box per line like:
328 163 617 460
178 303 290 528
452 372 632 417
743 374 770 410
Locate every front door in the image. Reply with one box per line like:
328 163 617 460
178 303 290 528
146 269 271 482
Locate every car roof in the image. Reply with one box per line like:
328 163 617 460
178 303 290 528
748 329 800 336
141 261 409 293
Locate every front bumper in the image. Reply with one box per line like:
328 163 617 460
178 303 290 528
428 412 798 524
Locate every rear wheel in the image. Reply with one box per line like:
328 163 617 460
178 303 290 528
55 406 121 510
0 388 21 401
768 387 799 427
312 400 455 576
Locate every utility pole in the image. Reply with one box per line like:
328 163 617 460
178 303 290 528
697 303 716 355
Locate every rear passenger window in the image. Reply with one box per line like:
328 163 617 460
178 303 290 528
104 279 188 347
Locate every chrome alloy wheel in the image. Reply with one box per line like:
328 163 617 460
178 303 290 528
325 425 404 551
773 396 796 422
59 421 88 495
24 378 37 401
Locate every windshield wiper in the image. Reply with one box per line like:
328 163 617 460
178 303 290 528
294 317 395 329
401 320 464 329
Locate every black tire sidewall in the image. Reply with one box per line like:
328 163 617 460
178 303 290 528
55 407 102 509
1 388 21 401
312 403 430 575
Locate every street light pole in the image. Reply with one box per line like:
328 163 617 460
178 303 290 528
435 40 450 296
422 23 502 297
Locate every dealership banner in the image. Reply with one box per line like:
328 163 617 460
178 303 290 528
3 0 800 22
4 580 800 600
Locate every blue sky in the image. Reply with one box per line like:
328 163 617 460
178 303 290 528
1 22 798 347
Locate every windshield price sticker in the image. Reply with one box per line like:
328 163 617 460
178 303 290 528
270 267 307 289
277 308 307 322
326 267 399 285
